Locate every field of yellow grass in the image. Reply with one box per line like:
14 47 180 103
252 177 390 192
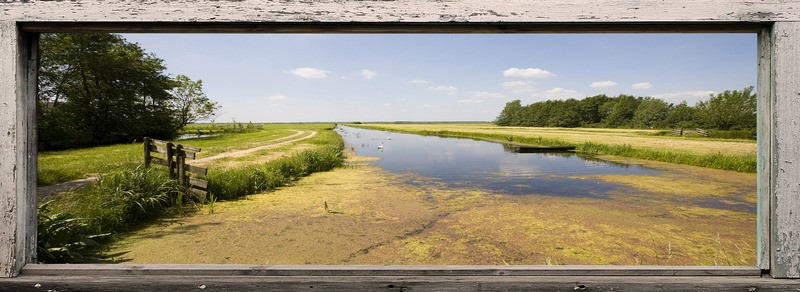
362 123 755 156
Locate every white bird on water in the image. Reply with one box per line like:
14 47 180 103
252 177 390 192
377 142 384 149
387 136 391 140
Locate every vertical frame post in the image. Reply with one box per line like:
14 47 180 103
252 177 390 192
770 21 800 279
756 25 773 272
0 21 38 277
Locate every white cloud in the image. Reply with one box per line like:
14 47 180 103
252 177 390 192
458 99 485 103
503 67 556 78
410 78 429 84
501 81 537 93
289 67 330 79
267 95 287 101
360 69 378 80
632 82 654 90
399 98 409 102
532 87 583 100
652 90 716 105
590 80 618 88
428 85 458 95
423 104 441 108
469 91 504 99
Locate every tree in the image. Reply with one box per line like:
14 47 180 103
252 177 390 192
601 95 642 128
579 94 610 126
38 33 179 150
696 86 756 131
666 101 698 129
494 100 523 126
170 74 220 129
632 98 671 128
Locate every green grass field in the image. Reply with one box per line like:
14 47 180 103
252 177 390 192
38 124 330 186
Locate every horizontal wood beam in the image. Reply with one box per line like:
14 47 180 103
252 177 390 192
18 264 762 277
1 274 798 292
19 21 766 34
185 164 208 176
3 0 798 24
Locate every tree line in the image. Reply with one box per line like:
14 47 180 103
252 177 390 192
38 33 220 151
494 87 756 133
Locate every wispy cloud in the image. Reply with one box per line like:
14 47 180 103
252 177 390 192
503 67 556 78
632 82 654 90
532 87 583 100
360 69 378 80
469 91 505 99
428 85 458 95
423 104 441 109
590 80 618 88
501 81 537 94
458 99 485 103
288 67 330 79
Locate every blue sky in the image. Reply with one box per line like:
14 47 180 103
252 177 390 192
122 33 756 123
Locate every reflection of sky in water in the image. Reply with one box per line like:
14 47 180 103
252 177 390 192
337 126 658 198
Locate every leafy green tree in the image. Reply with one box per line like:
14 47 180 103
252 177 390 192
696 86 756 131
601 95 642 128
38 33 179 150
579 94 610 127
666 101 698 129
547 99 583 127
171 74 220 129
494 99 523 126
632 98 671 128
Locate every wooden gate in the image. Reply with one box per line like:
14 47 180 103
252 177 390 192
143 137 209 197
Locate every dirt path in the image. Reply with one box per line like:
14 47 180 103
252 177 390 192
192 130 317 164
37 176 98 201
37 130 318 199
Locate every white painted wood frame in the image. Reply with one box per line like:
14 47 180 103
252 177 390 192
1 1 799 288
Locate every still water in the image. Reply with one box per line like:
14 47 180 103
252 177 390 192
336 126 658 198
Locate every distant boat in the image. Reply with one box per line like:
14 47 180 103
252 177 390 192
504 144 576 153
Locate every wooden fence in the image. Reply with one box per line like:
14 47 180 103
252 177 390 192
670 128 708 137
143 137 209 197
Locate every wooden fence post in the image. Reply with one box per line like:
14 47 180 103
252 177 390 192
176 144 186 186
143 137 151 168
166 142 175 179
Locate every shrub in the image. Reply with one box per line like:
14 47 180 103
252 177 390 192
206 146 343 200
37 202 109 263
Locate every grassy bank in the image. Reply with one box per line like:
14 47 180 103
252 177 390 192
39 124 344 262
38 124 321 186
351 123 756 173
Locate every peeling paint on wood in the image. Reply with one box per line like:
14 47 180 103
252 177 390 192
772 21 800 279
0 20 36 279
0 20 21 278
757 25 773 271
0 0 799 283
0 0 799 23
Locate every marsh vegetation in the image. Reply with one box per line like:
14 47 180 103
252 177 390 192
102 124 755 266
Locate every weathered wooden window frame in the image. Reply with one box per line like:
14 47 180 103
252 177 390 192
1 1 799 289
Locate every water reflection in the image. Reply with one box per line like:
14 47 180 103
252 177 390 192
337 125 657 198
